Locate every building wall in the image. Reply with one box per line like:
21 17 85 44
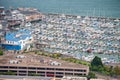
0 66 89 78
1 44 21 50
5 40 18 45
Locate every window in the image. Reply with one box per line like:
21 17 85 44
9 70 17 72
65 69 73 71
83 74 86 75
46 72 54 77
83 70 86 72
0 66 8 68
74 73 82 76
56 72 63 74
28 67 36 69
56 68 64 71
37 68 45 70
65 73 73 75
74 69 84 72
47 72 54 74
0 70 8 72
28 71 36 73
19 71 27 73
19 67 27 69
46 68 54 70
9 66 17 69
37 71 45 74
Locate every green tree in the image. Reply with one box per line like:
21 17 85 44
104 66 114 76
87 72 96 79
0 49 3 56
91 56 103 71
91 56 103 67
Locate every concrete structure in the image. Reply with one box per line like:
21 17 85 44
1 29 33 50
0 53 89 78
0 75 52 80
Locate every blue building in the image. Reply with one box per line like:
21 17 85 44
1 29 33 50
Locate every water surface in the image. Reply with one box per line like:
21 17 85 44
0 0 120 18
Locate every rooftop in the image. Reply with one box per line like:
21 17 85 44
0 52 88 69
5 29 32 42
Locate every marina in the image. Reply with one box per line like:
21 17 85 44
0 7 120 64
27 13 120 64
0 0 120 79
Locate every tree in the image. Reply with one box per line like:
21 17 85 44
91 56 103 67
87 72 96 79
114 66 120 76
104 66 114 76
91 56 103 71
0 50 3 56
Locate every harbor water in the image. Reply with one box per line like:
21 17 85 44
0 0 120 18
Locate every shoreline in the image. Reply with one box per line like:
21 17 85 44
44 12 120 20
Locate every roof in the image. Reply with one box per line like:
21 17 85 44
0 52 89 69
5 29 32 42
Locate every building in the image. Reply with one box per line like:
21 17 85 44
0 53 89 78
0 6 5 20
0 21 9 31
17 8 43 22
5 9 23 27
4 8 43 27
1 29 33 50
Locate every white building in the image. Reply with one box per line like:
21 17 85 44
1 29 33 50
